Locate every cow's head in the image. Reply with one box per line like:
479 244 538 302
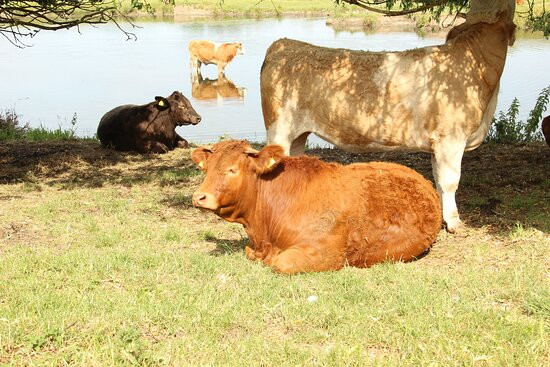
155 91 202 126
191 140 284 213
235 42 244 55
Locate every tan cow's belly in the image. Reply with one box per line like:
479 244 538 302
313 120 435 153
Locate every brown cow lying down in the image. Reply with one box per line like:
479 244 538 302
189 40 244 80
542 116 550 147
192 140 442 274
97 91 201 154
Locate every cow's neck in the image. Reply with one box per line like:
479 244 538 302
146 108 174 137
235 163 316 249
463 22 510 79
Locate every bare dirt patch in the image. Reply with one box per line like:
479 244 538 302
1 140 548 237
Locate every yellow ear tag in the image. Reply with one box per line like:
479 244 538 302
158 100 165 107
267 157 276 168
198 161 204 168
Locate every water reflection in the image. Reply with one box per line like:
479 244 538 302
191 74 246 101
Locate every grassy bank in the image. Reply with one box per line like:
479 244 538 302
0 140 548 365
117 0 547 32
119 0 357 17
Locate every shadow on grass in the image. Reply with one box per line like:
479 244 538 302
160 193 194 209
0 140 200 189
205 235 248 256
1 139 548 235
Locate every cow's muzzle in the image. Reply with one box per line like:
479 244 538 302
192 191 218 210
179 115 201 126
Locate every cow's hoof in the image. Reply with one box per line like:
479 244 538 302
445 220 465 234
177 140 189 149
244 245 257 261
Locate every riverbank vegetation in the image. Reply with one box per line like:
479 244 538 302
116 0 549 34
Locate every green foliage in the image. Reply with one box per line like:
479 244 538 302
525 0 550 37
486 86 550 144
0 110 79 141
0 108 29 140
525 85 550 140
337 0 550 37
336 0 470 18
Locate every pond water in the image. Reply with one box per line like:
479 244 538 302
0 18 549 144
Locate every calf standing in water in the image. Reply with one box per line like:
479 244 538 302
188 40 244 81
192 140 442 274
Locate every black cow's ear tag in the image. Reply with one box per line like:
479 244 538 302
154 96 170 110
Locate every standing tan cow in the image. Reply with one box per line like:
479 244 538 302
192 140 442 274
189 40 244 81
260 5 516 233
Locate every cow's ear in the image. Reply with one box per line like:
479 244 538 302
246 145 285 175
192 147 212 171
154 96 170 111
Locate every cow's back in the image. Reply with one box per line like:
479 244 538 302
97 104 146 150
189 40 216 63
260 38 428 150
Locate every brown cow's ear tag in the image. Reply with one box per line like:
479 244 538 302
158 100 165 107
267 157 276 168
198 161 204 169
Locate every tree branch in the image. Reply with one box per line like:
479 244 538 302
341 0 451 16
0 0 139 46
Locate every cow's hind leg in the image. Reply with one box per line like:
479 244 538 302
432 140 466 233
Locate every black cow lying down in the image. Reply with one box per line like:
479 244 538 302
97 91 201 153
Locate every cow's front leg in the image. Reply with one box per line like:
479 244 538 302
245 240 274 262
217 63 226 79
190 57 201 83
139 140 170 154
174 133 189 149
270 244 342 275
266 118 308 156
432 140 466 233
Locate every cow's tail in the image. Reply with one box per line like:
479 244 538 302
260 40 287 132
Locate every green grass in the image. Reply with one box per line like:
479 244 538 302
0 144 548 365
0 125 75 141
0 110 90 142
119 0 367 17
